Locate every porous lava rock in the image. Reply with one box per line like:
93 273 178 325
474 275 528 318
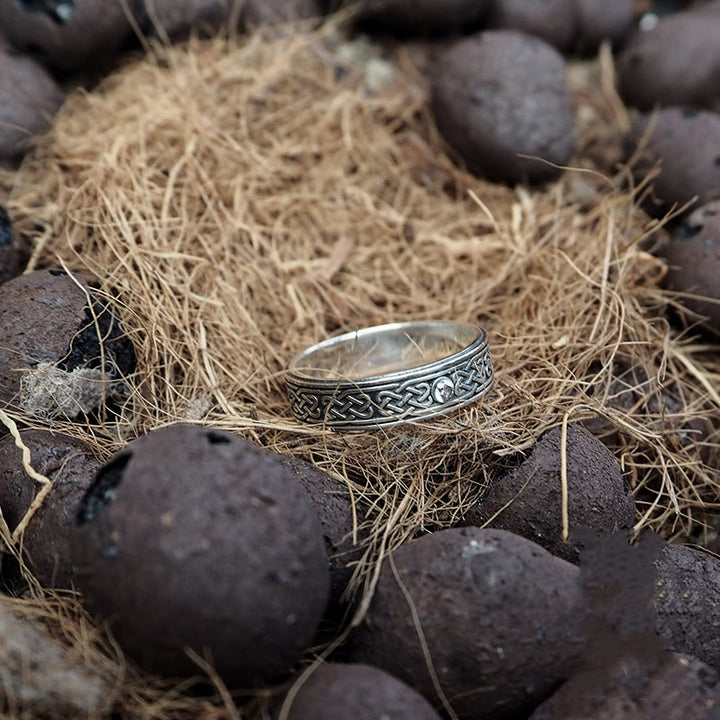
0 269 136 419
487 0 577 52
0 206 25 285
242 0 321 26
281 456 366 615
352 0 490 35
0 48 63 162
662 200 720 335
627 107 720 212
347 527 582 720
464 424 635 563
0 0 142 73
72 424 331 684
0 429 100 588
431 31 576 184
654 543 720 669
574 0 634 54
530 654 720 719
0 595 110 717
280 663 442 720
618 13 720 112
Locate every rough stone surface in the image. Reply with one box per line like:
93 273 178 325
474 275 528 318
280 663 442 720
0 206 25 285
0 48 63 161
574 0 634 54
0 0 142 73
431 31 576 184
281 456 366 615
465 425 635 563
0 430 100 588
618 13 720 112
0 269 136 419
0 595 110 717
663 200 720 336
654 543 720 669
627 107 720 213
487 0 578 52
353 0 491 34
346 527 582 720
72 424 330 685
530 654 720 719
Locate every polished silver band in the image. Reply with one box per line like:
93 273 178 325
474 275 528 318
286 321 493 430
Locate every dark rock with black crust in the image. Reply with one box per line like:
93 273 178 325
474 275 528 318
0 0 142 73
0 49 63 162
487 0 577 52
431 31 576 184
464 425 635 563
0 269 136 419
346 527 582 720
662 200 720 335
72 424 330 685
279 663 442 720
626 107 720 213
654 543 720 669
618 12 720 112
0 207 25 285
0 429 100 588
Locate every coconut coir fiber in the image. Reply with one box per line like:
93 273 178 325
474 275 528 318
1 23 719 720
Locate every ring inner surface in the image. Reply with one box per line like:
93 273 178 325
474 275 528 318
293 323 477 380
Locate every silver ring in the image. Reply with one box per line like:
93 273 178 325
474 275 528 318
286 321 493 430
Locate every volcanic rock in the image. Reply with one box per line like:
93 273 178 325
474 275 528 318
72 424 330 685
347 527 582 720
465 424 635 563
0 429 101 588
431 30 576 184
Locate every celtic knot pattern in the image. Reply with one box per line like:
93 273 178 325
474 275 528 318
287 342 493 430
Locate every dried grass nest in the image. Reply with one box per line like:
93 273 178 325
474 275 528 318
1 21 719 719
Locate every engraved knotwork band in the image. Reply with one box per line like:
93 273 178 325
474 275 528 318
286 321 493 430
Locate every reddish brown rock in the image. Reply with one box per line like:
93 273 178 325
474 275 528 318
431 31 576 184
0 206 25 285
0 269 136 419
0 429 101 588
281 456 366 614
618 13 720 112
627 107 720 212
72 424 331 685
663 200 720 335
347 527 582 720
487 0 578 52
0 48 63 161
465 425 636 563
280 663 442 720
0 0 142 73
574 0 634 54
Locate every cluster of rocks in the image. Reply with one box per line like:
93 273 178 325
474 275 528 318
1 408 719 718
